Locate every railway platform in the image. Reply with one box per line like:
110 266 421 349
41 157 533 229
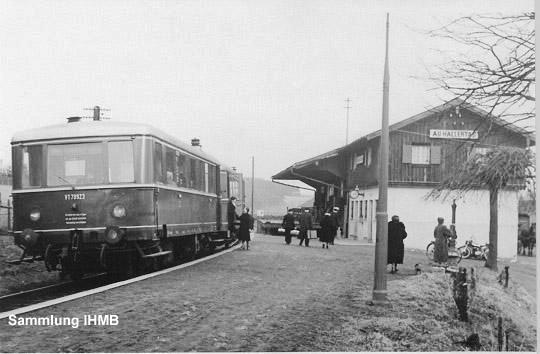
0 234 536 352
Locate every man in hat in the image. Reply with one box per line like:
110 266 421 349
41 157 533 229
433 217 452 265
227 196 239 238
330 206 340 245
282 209 296 245
298 209 313 247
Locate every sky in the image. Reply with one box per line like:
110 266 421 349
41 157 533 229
0 0 535 180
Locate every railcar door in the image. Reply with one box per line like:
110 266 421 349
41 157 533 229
219 170 229 232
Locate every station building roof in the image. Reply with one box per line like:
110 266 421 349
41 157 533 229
273 98 535 184
11 119 222 165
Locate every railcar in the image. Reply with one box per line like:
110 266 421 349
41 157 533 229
9 117 244 278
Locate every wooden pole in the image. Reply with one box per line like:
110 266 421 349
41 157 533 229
486 188 498 270
372 13 390 304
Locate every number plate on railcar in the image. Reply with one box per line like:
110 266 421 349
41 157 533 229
64 193 86 200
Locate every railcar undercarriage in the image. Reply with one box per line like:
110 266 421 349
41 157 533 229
8 231 236 280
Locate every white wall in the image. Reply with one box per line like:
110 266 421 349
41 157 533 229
387 187 518 259
347 185 519 259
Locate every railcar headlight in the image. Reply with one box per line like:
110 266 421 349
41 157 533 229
112 205 126 218
20 228 39 247
29 209 41 222
105 227 123 245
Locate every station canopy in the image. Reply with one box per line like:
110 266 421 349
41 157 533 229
272 147 350 191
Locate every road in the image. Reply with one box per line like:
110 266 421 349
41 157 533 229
0 234 535 352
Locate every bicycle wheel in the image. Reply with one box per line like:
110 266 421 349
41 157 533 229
458 246 471 259
426 241 435 261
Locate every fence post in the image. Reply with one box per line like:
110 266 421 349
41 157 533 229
504 266 509 288
497 317 503 351
453 267 469 321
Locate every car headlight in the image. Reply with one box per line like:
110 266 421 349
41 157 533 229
29 209 41 222
105 227 123 245
112 205 126 218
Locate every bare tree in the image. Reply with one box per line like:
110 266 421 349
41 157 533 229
428 147 533 271
427 13 535 131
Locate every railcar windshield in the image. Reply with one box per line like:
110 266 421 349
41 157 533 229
12 140 135 189
47 143 106 186
47 142 135 186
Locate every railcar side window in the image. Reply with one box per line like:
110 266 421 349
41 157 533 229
165 146 176 185
197 160 204 191
176 153 187 187
220 171 228 196
21 145 43 188
189 158 197 189
208 164 216 194
153 142 164 183
108 141 134 183
47 143 105 186
229 176 239 198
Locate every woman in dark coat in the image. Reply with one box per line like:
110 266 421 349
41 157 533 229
238 208 254 250
387 215 407 273
319 212 335 249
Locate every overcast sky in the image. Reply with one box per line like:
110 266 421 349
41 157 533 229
0 0 534 179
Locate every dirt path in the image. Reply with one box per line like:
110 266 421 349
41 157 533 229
0 235 535 352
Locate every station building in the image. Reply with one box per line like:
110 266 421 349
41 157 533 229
272 99 534 259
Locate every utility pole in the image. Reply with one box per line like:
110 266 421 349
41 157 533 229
372 13 390 304
345 98 351 144
251 156 254 213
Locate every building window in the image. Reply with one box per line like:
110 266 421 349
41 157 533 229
411 145 431 164
354 154 365 168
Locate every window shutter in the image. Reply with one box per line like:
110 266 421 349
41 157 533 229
430 145 441 164
402 144 412 163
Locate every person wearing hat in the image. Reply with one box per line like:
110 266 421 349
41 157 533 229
330 207 340 245
227 196 239 238
433 217 452 265
282 209 296 245
319 211 335 248
387 215 407 273
298 208 313 247
238 207 254 250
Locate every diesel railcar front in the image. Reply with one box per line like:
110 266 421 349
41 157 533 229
9 119 243 278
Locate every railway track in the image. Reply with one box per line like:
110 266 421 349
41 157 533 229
0 243 239 319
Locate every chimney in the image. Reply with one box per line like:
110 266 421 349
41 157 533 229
191 138 201 147
93 106 101 121
67 117 82 123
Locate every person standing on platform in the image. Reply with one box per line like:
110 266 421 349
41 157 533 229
330 207 340 245
282 209 296 245
238 207 254 250
320 211 335 249
387 215 407 273
227 197 239 238
298 209 313 247
433 217 452 265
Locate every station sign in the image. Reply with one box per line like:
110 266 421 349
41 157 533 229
429 129 479 140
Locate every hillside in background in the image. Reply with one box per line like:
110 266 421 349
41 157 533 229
243 178 313 217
